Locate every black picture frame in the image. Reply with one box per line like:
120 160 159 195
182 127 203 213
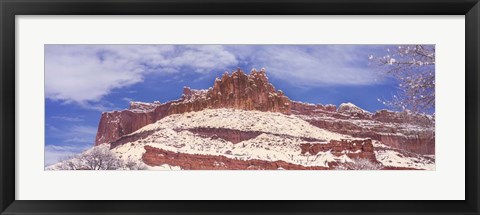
1 0 479 214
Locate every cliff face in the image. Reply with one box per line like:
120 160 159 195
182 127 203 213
142 139 376 170
169 68 291 115
95 103 170 145
95 68 290 145
301 108 435 154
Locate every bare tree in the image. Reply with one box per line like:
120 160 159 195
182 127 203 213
54 144 154 170
335 158 383 170
371 45 435 114
125 158 148 170
58 155 83 170
81 146 124 170
56 145 124 170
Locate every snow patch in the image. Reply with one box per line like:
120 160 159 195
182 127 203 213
375 149 435 170
136 108 349 141
337 102 369 114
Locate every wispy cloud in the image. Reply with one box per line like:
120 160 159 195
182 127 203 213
227 45 384 87
45 125 98 165
122 97 134 103
64 137 93 143
51 116 84 122
46 123 61 132
45 45 238 106
44 144 90 166
75 100 118 112
47 125 97 143
68 125 98 137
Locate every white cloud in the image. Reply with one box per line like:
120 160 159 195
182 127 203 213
45 125 98 165
45 45 238 104
170 45 238 73
48 125 98 143
68 125 98 137
227 45 383 87
44 144 90 166
51 116 84 122
65 137 93 143
46 123 61 132
45 46 144 103
122 97 134 103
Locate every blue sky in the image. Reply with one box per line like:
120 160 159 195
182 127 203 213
44 44 411 165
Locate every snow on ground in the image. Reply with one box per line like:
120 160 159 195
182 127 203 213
111 141 146 163
46 143 182 170
371 140 392 148
106 109 435 170
136 108 349 141
109 142 184 170
48 109 435 170
298 113 433 136
118 130 351 168
338 102 370 114
45 161 66 170
375 149 435 170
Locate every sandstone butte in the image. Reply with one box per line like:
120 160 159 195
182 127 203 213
95 68 435 155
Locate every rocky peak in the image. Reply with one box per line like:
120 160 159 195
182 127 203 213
335 102 371 119
129 101 162 112
168 68 291 114
180 87 208 103
338 103 366 113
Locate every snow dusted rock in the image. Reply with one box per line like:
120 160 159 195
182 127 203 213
301 111 435 154
95 68 291 145
186 127 263 144
290 101 337 115
129 101 162 112
375 148 435 170
373 109 434 127
337 102 371 119
99 108 432 170
300 139 375 162
128 108 349 143
142 146 330 170
89 67 435 170
338 102 365 113
106 109 371 170
168 68 291 114
95 105 170 146
95 69 371 145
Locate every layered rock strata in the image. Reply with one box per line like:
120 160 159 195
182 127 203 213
95 68 435 157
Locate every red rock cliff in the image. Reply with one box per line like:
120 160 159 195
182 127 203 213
95 67 435 156
167 68 291 115
95 68 292 145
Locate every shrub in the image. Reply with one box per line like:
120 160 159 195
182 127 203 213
334 158 383 170
57 145 123 170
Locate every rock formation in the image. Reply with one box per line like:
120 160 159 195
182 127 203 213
47 67 436 171
96 68 290 145
95 68 435 157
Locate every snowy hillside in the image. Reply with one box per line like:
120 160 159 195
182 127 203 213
47 108 435 170
136 108 349 141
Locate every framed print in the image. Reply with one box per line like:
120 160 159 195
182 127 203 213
1 0 479 214
43 44 436 171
